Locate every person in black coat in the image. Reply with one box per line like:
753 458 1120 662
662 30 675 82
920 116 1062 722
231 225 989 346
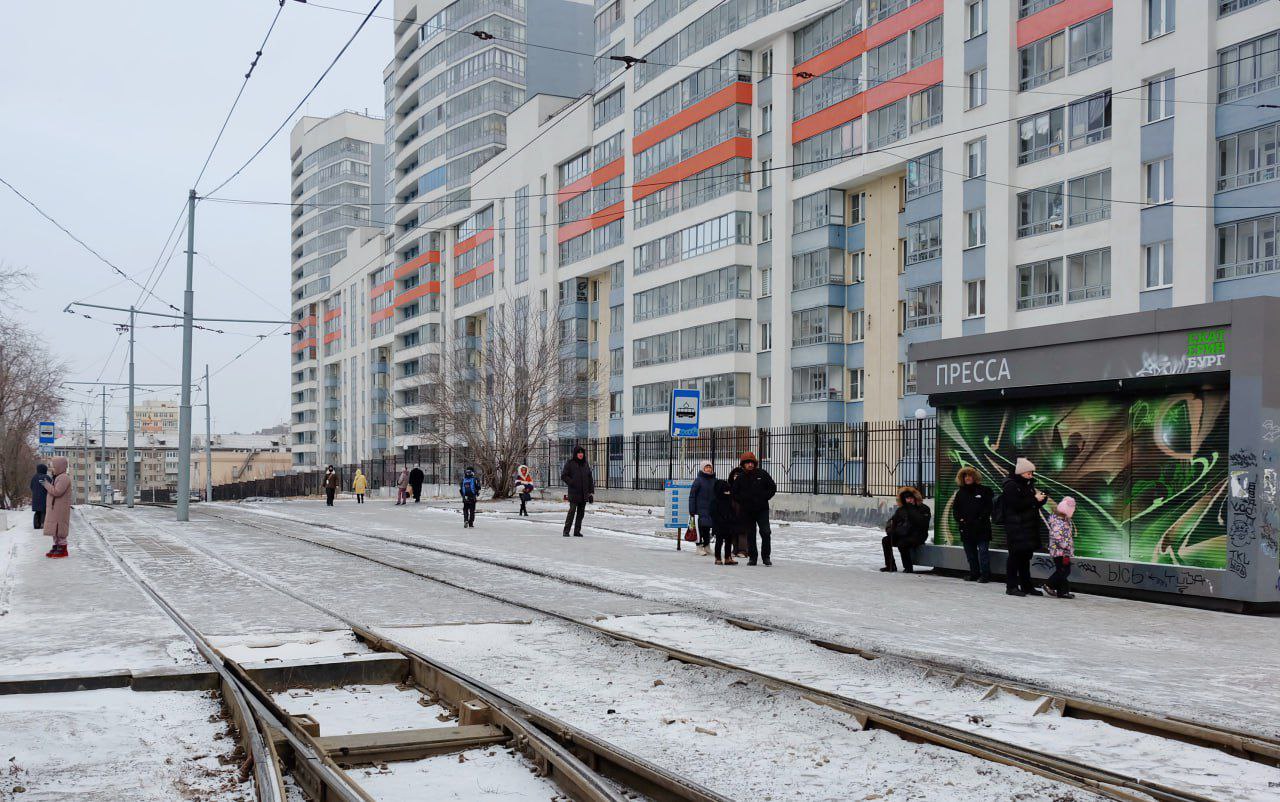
730 452 776 566
1001 457 1048 597
688 460 717 555
560 446 594 537
882 486 931 573
29 463 49 529
409 466 425 502
952 466 993 582
710 478 739 565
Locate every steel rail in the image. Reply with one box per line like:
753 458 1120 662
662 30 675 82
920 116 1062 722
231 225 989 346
196 505 1265 802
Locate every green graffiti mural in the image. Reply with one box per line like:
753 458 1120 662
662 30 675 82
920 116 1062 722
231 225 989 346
936 389 1229 569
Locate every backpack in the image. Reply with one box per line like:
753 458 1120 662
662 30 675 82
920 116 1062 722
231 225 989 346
461 477 478 497
991 493 1007 526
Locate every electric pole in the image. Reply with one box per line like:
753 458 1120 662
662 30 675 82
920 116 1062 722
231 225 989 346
100 387 108 504
126 306 136 508
204 364 212 502
177 188 197 521
81 419 89 505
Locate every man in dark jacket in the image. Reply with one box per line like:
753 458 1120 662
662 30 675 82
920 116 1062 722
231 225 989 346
730 452 776 566
688 460 716 555
29 463 49 529
409 466 425 502
952 466 993 582
323 466 339 506
1001 458 1047 597
560 446 594 537
459 467 479 528
882 486 931 572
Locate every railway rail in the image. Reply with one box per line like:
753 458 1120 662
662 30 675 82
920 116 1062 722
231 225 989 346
172 503 1280 802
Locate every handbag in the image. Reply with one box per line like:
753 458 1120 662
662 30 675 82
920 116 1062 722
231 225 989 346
683 518 698 542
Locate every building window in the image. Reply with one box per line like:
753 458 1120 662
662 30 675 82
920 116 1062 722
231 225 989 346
760 158 772 188
1017 258 1064 309
760 49 773 80
760 321 772 351
965 209 986 248
761 267 772 296
793 366 842 402
1019 32 1065 90
905 217 942 264
967 0 986 39
1144 73 1175 123
760 212 773 242
966 68 987 109
868 99 908 148
849 308 865 342
1216 214 1278 280
760 376 771 405
1068 91 1111 149
1146 0 1174 39
909 84 943 132
966 138 987 178
1218 31 1280 103
1068 12 1112 73
1145 157 1174 205
849 368 865 402
1144 241 1173 289
1216 123 1279 192
847 192 866 224
900 361 917 397
792 307 844 346
760 104 772 134
849 251 865 283
1220 0 1267 18
1067 169 1111 226
905 150 942 199
965 279 986 318
793 189 845 233
1067 248 1111 302
1017 107 1065 165
1017 183 1064 238
904 283 942 329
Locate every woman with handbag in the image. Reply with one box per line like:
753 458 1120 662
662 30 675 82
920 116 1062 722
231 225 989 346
688 461 717 556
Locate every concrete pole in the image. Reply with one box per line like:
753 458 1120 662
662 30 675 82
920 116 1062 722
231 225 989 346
204 364 212 502
176 189 196 521
100 388 108 504
127 306 136 508
82 419 90 505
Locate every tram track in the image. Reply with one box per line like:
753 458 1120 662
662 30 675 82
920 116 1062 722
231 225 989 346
179 503 1280 802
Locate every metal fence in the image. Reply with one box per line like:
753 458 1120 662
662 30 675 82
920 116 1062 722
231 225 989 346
212 418 936 501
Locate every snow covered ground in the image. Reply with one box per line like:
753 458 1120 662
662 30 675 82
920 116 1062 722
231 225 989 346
350 747 570 801
0 687 252 801
271 684 451 737
229 498 1280 737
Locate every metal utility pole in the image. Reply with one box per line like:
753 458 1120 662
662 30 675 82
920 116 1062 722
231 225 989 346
82 419 90 504
100 388 108 504
204 364 212 502
126 306 136 508
177 188 197 521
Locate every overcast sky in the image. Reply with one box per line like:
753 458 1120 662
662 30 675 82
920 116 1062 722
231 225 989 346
0 1 390 434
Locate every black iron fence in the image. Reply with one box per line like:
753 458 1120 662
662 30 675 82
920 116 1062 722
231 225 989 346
213 418 936 501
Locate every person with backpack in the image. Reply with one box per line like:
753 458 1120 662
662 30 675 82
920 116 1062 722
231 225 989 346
560 446 594 537
1044 496 1077 598
352 468 367 504
1000 458 1048 597
323 466 339 507
459 467 480 527
29 463 49 529
688 460 716 556
951 466 993 582
730 452 776 566
514 465 535 516
882 486 931 573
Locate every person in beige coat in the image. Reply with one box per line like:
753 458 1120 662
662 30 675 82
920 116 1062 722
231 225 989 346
41 456 72 558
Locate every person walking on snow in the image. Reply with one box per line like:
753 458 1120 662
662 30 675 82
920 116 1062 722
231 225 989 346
882 486 930 573
952 466 993 582
395 468 409 505
688 460 717 556
352 469 367 504
323 466 339 506
29 463 49 529
1044 496 1077 599
1001 458 1048 597
730 452 776 566
514 465 535 517
41 456 72 558
409 466 425 503
560 446 594 537
711 476 739 565
459 467 479 528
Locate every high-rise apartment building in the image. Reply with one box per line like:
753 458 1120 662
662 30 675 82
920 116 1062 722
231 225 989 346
300 0 1280 463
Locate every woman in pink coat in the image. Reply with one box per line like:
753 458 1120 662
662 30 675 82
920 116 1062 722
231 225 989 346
42 456 73 558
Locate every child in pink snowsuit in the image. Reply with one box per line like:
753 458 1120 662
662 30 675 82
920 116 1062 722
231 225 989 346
1045 496 1076 598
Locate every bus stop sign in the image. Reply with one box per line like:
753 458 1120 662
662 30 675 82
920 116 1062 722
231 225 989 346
669 389 700 438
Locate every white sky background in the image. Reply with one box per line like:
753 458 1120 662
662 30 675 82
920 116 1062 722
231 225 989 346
0 1 390 434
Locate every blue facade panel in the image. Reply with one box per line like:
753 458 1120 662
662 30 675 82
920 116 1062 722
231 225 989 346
792 400 844 424
846 222 866 253
962 246 985 280
1139 287 1173 311
791 284 846 309
1139 204 1174 245
963 32 987 71
1214 273 1280 300
1140 118 1174 162
902 190 942 224
1216 86 1280 137
961 317 986 337
1214 182 1280 226
790 342 845 367
791 225 845 253
962 177 985 211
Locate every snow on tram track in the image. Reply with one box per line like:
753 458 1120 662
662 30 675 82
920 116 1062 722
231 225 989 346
180 504 1280 802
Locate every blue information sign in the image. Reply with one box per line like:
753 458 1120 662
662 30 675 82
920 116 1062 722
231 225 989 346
669 388 701 438
664 479 692 530
37 421 55 457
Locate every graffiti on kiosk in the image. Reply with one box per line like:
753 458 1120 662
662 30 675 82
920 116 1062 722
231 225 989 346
1106 564 1213 594
1264 420 1280 444
1135 353 1188 377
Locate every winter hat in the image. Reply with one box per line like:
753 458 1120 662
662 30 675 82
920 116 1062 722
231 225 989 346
699 460 713 472
740 451 758 466
1057 496 1077 518
1014 457 1036 475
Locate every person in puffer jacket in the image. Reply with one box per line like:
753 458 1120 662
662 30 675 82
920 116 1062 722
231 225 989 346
882 486 931 573
1044 496 1077 599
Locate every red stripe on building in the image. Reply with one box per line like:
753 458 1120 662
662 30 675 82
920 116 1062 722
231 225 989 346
556 202 625 244
291 314 316 333
633 82 753 154
371 307 395 323
792 0 942 87
557 158 625 204
632 137 752 201
291 337 316 353
393 250 441 279
453 260 495 289
792 94 867 144
370 280 395 299
322 331 341 345
791 58 942 144
1016 0 1111 49
393 281 441 307
452 227 494 258
323 308 342 322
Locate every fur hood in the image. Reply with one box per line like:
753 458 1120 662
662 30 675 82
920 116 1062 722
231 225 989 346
896 486 924 506
955 466 981 487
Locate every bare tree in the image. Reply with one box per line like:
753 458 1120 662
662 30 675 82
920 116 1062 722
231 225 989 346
414 299 574 497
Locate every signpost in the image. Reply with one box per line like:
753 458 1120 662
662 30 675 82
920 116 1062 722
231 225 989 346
669 388 700 438
37 421 55 457
663 479 692 551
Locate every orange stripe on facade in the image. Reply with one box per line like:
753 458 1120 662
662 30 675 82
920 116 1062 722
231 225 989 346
322 331 341 345
323 308 342 322
291 337 316 354
791 58 942 144
1016 0 1111 48
633 82 753 154
370 280 395 299
453 260 495 289
792 0 942 87
452 227 494 258
393 281 441 307
393 250 440 279
371 307 395 323
632 137 752 201
557 158 625 205
291 314 316 333
556 201 625 244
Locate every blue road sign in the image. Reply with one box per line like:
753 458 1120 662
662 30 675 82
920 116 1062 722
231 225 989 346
38 421 55 456
669 388 700 438
664 479 692 530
